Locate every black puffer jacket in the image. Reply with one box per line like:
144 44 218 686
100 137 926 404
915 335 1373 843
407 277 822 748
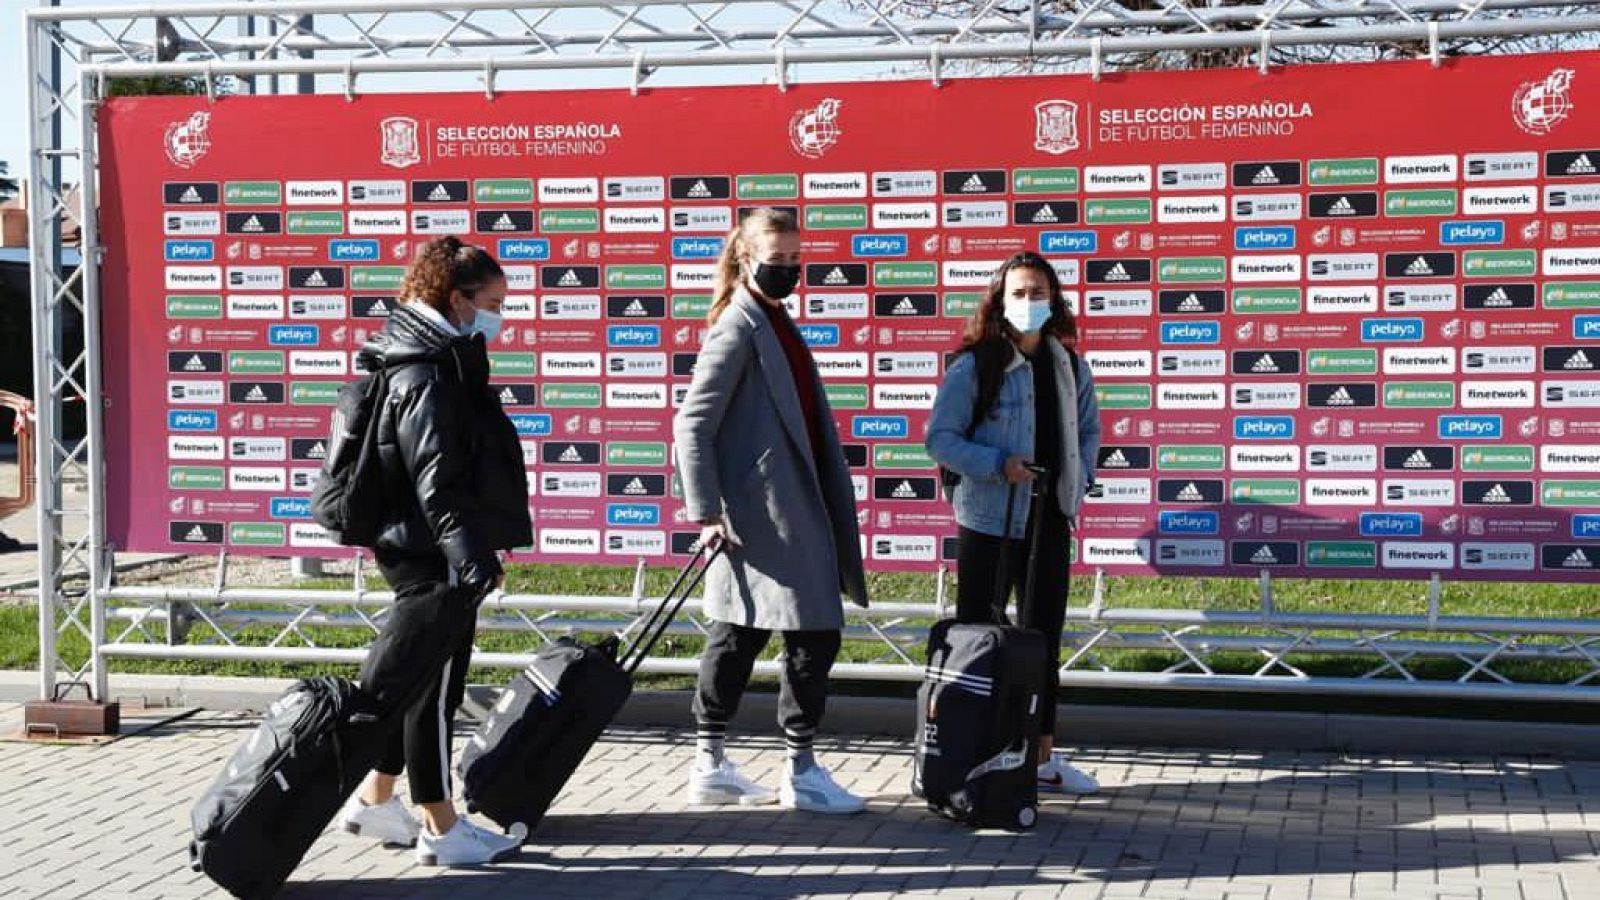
356 304 533 586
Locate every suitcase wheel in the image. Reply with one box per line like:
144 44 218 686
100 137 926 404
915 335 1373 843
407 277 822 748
1017 806 1037 829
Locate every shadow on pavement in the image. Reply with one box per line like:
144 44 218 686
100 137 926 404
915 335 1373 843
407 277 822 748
279 762 1597 898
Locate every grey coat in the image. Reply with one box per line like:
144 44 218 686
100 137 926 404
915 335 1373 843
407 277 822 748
672 288 869 631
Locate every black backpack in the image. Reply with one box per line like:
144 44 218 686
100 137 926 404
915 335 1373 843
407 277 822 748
939 347 1078 500
310 370 393 547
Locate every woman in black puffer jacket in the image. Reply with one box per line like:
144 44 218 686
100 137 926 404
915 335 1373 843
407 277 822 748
336 236 532 867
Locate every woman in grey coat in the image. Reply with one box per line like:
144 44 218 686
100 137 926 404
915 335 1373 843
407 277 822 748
672 207 870 815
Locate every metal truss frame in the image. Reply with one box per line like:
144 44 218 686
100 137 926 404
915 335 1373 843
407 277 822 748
25 0 1600 703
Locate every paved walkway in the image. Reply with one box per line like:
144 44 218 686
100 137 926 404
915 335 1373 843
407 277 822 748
1 704 1597 900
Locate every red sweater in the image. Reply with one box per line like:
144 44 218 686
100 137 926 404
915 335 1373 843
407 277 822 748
762 301 823 463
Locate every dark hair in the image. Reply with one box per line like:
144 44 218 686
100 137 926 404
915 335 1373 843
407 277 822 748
399 236 505 316
955 251 1080 428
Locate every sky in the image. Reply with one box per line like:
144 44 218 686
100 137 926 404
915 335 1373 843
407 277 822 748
0 0 888 194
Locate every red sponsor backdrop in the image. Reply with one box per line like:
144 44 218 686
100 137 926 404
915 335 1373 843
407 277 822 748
100 51 1600 578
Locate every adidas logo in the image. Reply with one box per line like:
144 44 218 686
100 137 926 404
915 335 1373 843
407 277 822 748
309 441 326 458
1252 166 1279 185
1481 483 1512 503
428 183 452 202
1569 154 1597 175
1177 295 1204 313
241 215 265 233
245 386 267 402
1250 545 1279 565
492 213 516 231
1105 263 1131 282
558 270 582 287
302 270 328 288
892 480 918 499
183 354 207 372
368 299 388 315
1177 482 1204 502
558 445 583 462
623 477 648 496
1326 386 1355 406
184 525 209 542
961 173 988 193
1104 449 1130 468
500 387 517 403
1404 257 1434 277
1565 349 1594 370
1486 287 1510 306
1251 355 1279 374
181 186 203 203
893 297 918 315
687 179 712 199
824 267 849 286
1032 205 1059 224
1403 449 1433 469
1564 548 1594 568
1329 197 1356 216
624 298 648 316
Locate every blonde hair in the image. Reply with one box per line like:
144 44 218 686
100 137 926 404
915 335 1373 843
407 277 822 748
707 207 800 325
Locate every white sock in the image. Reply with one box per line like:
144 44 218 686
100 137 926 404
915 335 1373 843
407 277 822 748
695 722 727 770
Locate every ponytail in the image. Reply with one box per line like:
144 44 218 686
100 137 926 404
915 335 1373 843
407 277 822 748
707 207 799 326
399 236 504 317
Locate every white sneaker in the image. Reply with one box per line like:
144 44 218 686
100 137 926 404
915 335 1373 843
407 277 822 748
416 817 523 867
685 759 778 806
780 763 866 815
1037 754 1100 795
338 796 421 847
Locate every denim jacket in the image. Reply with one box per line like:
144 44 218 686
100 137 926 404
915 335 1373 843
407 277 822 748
925 338 1101 538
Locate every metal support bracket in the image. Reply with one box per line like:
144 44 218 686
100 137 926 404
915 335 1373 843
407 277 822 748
1088 566 1107 622
1259 570 1275 618
929 41 943 87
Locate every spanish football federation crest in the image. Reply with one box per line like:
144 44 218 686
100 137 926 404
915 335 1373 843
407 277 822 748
1033 100 1079 155
789 98 842 159
164 111 212 168
380 116 422 169
1513 68 1574 136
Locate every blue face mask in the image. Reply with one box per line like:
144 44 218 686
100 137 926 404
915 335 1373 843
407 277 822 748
1004 298 1052 333
465 308 503 343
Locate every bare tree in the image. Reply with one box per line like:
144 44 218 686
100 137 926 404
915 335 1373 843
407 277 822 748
0 162 17 203
849 0 1596 75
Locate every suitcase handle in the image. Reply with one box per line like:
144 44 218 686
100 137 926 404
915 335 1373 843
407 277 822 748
621 539 725 675
991 464 1049 626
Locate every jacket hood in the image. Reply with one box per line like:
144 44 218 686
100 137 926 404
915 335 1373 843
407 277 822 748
358 302 489 384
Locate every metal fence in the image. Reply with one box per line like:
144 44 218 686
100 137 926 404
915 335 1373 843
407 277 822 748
25 0 1600 705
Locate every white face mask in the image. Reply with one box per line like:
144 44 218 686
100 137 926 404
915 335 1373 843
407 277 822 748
465 308 503 343
1004 298 1051 334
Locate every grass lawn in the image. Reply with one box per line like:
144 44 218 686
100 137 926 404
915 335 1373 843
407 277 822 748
5 564 1597 688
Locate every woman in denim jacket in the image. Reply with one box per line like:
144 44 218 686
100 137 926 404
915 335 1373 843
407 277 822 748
924 251 1102 796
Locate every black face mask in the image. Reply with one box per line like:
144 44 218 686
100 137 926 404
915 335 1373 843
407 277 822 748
751 261 802 300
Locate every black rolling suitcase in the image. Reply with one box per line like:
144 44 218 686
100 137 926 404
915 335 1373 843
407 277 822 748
913 473 1050 830
189 676 389 899
458 541 721 834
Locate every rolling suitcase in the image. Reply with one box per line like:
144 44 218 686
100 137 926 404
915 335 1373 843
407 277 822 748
189 676 389 899
913 472 1050 830
458 541 722 835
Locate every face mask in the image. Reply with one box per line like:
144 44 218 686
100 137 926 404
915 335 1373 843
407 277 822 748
465 308 503 343
1004 298 1052 334
751 261 802 300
